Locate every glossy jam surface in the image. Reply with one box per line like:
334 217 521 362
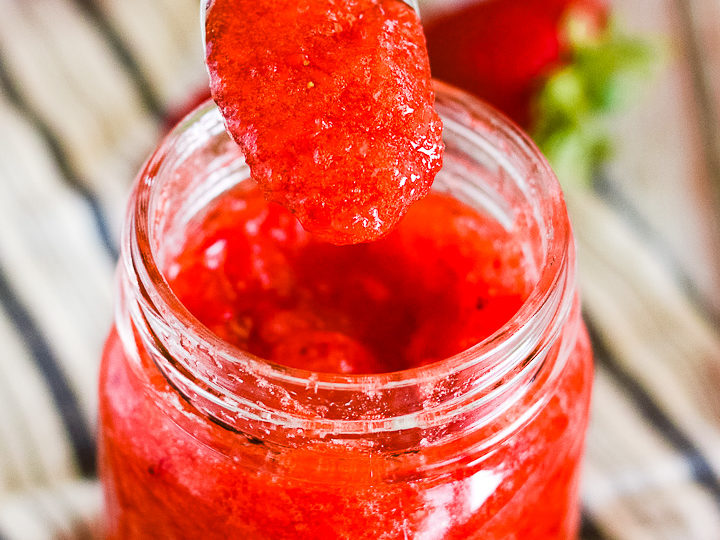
205 0 444 244
166 186 528 374
99 185 593 539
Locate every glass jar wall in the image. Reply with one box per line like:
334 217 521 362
99 83 593 539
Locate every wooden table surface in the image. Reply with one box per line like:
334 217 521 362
0 0 718 538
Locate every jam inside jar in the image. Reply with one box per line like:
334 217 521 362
99 83 593 539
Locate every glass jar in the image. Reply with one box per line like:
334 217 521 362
99 83 593 539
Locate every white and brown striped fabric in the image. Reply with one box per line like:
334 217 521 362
0 0 718 538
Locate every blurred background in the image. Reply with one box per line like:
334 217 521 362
0 0 718 538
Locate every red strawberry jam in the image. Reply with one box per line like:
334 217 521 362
100 178 592 539
205 0 444 244
165 186 529 374
99 88 593 538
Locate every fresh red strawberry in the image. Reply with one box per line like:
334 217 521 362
425 0 608 128
426 0 655 185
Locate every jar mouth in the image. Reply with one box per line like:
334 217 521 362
122 81 574 436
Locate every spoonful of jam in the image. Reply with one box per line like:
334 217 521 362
203 0 443 245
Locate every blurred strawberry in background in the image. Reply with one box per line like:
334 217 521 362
425 0 656 185
166 0 656 186
426 0 607 128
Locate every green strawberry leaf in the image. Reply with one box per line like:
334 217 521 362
532 18 659 187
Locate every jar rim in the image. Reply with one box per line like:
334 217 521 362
122 81 574 436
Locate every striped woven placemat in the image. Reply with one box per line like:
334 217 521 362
0 1 718 538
